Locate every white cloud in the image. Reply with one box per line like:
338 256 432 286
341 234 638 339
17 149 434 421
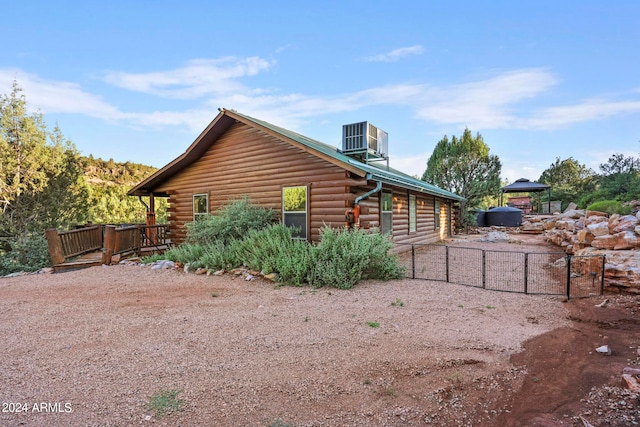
415 69 558 129
103 57 274 99
3 61 640 142
522 98 640 129
363 45 424 62
0 69 127 120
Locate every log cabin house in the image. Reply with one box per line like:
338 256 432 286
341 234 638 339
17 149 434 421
128 109 465 246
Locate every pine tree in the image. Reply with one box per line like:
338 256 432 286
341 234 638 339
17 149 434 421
0 81 88 249
422 128 501 226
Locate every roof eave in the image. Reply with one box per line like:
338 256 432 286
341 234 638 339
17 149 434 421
222 109 367 178
127 111 235 196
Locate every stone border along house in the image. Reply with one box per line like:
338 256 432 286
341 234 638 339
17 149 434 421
128 108 465 246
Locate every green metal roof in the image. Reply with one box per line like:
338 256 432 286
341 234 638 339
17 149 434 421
229 109 465 202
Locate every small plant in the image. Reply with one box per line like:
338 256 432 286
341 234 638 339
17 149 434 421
211 292 219 298
141 253 166 264
383 386 397 397
448 372 462 385
363 378 372 385
391 298 404 307
367 321 380 328
146 389 184 419
485 305 495 310
458 304 464 308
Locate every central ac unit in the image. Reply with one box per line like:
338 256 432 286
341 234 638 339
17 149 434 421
342 121 388 158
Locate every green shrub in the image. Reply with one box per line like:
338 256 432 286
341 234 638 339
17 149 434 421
185 197 276 245
163 243 207 266
307 226 404 289
586 200 632 215
232 224 311 286
161 199 403 289
200 241 239 271
0 232 51 275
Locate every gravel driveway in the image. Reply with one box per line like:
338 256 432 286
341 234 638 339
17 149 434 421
0 256 570 426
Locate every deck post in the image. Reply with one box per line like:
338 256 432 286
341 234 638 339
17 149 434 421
135 224 142 256
45 228 65 266
102 225 116 265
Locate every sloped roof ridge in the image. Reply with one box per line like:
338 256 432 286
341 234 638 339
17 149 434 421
228 109 464 201
227 109 342 157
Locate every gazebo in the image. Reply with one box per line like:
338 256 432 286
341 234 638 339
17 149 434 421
500 178 551 214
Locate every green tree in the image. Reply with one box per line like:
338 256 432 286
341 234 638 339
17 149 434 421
598 153 640 201
0 82 88 235
422 128 501 226
538 157 597 209
0 82 89 273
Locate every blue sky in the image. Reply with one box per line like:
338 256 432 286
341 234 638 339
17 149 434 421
1 0 639 184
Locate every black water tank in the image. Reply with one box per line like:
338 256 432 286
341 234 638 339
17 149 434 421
476 211 486 227
485 207 522 227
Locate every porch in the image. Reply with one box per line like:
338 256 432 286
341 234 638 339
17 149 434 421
46 224 172 272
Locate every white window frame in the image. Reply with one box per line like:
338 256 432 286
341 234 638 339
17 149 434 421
282 186 308 239
435 199 441 229
381 191 393 235
409 195 417 233
193 193 209 221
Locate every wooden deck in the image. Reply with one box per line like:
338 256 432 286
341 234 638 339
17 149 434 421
47 224 171 272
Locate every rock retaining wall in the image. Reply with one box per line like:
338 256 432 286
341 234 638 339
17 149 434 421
523 210 640 293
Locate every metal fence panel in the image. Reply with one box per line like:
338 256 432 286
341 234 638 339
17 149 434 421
526 252 567 295
447 247 484 287
484 250 526 293
397 243 604 299
568 255 606 298
411 244 447 281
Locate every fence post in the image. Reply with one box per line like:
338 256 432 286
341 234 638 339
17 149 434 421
600 255 606 295
135 224 142 256
482 250 486 289
524 253 529 294
566 255 572 300
45 228 65 266
411 245 415 279
445 246 450 283
102 225 116 265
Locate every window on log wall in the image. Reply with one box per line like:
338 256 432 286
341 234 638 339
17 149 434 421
193 193 209 221
283 186 307 239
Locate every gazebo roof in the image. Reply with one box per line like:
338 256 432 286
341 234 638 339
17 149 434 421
502 178 550 193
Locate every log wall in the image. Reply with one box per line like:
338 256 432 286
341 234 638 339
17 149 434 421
154 121 457 244
156 122 363 243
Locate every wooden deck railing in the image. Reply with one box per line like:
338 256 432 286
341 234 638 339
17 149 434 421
46 224 171 271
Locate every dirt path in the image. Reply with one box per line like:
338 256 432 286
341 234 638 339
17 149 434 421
497 295 640 427
0 233 638 426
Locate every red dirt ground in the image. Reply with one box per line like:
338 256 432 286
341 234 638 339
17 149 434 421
495 294 640 427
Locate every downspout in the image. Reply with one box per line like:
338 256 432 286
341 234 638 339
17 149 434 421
138 196 149 211
348 178 383 229
355 179 383 206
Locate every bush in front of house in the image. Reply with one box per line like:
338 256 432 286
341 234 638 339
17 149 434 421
306 226 405 289
232 224 311 286
154 199 404 289
160 242 239 272
185 197 276 246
